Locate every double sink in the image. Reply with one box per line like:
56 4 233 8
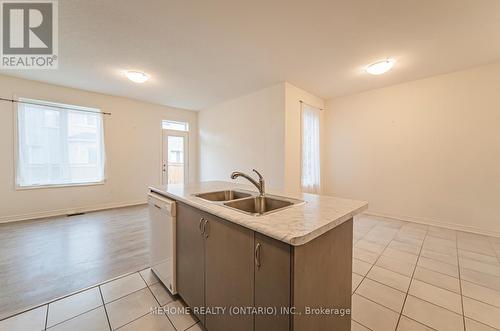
194 190 303 216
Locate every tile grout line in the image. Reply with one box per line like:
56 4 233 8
460 292 500 309
416 264 498 290
44 304 49 331
137 271 173 325
357 246 473 288
489 237 500 265
457 235 498 257
456 234 466 331
458 246 500 265
354 292 403 315
352 319 376 331
359 275 405 296
457 239 500 299
98 286 113 331
365 262 462 296
110 271 169 330
393 225 429 330
353 224 377 245
399 294 465 322
138 271 162 307
466 317 500 330
401 315 439 331
105 272 165 330
419 252 460 267
138 270 192 331
114 311 152 330
362 272 410 293
103 285 149 306
45 306 105 330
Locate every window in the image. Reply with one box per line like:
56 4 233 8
16 98 106 188
301 103 321 193
162 120 189 131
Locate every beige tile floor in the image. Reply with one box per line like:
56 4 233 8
0 268 200 331
352 215 500 331
1 214 500 331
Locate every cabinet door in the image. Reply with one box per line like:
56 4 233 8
204 215 254 331
176 203 205 323
255 233 291 331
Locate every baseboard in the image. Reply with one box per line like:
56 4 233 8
0 200 147 224
363 211 500 238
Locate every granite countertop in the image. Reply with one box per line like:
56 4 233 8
149 181 368 246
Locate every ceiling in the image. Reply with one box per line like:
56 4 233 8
2 0 500 110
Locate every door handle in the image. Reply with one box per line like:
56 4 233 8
255 243 261 269
203 219 209 238
199 218 205 236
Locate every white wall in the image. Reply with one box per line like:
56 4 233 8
0 74 198 222
199 83 286 188
325 62 500 235
198 82 326 191
284 83 325 193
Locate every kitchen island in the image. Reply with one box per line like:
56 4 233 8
150 181 367 331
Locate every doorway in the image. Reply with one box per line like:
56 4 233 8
162 129 188 185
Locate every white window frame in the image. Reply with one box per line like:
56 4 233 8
162 120 189 132
14 97 107 190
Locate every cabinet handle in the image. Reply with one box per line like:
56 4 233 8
203 219 209 238
255 243 261 269
199 218 205 236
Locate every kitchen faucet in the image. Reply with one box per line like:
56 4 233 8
230 169 265 197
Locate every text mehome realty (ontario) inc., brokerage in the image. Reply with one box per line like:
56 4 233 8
152 305 351 317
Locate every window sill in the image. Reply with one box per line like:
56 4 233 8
15 180 106 191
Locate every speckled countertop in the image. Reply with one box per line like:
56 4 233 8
149 181 368 246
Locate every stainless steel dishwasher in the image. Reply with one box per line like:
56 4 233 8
148 192 177 294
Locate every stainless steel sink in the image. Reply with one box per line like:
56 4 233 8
223 196 301 215
194 187 303 216
194 190 252 202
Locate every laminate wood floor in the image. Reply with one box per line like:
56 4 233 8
0 205 150 320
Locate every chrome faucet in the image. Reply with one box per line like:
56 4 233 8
230 169 266 197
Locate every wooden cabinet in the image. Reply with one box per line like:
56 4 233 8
176 203 255 330
176 201 353 331
292 219 353 330
254 232 291 331
205 214 254 331
176 203 205 323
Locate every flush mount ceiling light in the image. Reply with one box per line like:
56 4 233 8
124 70 150 83
366 59 395 75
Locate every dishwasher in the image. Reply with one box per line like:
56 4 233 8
148 192 177 295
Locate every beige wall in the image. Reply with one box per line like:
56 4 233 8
284 83 325 193
199 83 286 188
0 75 198 222
325 62 500 235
